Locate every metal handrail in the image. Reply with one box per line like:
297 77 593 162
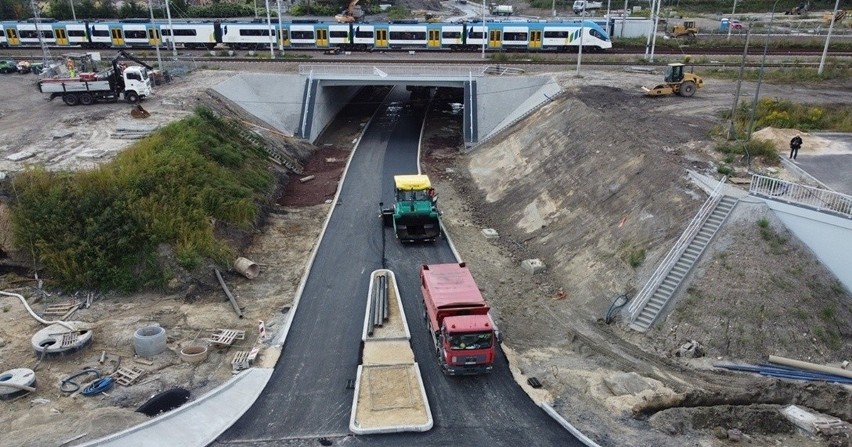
627 176 728 322
749 174 852 219
297 64 487 77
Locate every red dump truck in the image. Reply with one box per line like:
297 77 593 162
420 262 496 375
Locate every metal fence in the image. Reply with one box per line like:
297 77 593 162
749 174 852 219
626 176 728 323
297 64 487 77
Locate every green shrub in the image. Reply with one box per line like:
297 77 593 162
10 108 274 292
717 164 733 176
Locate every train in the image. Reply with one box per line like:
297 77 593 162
0 18 612 52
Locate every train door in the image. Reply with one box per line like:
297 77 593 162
529 30 541 49
55 27 68 46
488 29 501 48
428 29 439 48
375 28 388 48
280 27 289 48
5 28 20 46
316 28 328 47
110 27 125 46
148 27 161 46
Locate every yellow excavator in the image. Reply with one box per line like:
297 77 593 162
642 63 704 97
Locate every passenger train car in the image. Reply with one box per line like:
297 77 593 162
1 18 611 52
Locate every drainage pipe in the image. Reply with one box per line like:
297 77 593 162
1 290 74 331
768 355 852 380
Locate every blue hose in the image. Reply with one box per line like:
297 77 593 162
82 377 114 396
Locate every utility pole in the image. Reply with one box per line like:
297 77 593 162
648 0 662 62
70 0 76 21
818 0 841 75
726 0 738 41
727 22 751 141
481 0 486 59
164 0 178 58
576 3 585 76
552 0 556 18
277 0 284 52
147 0 163 72
643 0 656 60
746 0 781 142
265 0 274 58
621 0 628 38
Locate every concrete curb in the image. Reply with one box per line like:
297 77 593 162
540 403 602 447
79 368 274 447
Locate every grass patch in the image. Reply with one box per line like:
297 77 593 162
10 107 274 292
715 139 780 165
620 241 646 268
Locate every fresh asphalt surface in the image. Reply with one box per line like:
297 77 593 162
214 88 583 446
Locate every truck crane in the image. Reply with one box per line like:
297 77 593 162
38 50 161 106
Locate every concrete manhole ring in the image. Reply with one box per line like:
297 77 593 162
31 323 93 358
0 368 37 400
134 325 167 357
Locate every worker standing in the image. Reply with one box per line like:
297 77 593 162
789 135 803 160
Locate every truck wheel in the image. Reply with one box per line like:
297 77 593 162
79 93 94 106
63 93 79 106
125 92 139 104
679 81 696 97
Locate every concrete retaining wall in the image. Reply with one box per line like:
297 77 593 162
212 73 304 136
766 200 852 292
476 75 561 144
303 83 363 142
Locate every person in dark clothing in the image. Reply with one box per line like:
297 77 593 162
790 135 803 160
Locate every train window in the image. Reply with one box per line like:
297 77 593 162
125 30 146 39
503 32 527 41
442 31 461 39
92 29 109 37
590 29 607 40
239 29 271 36
468 31 484 39
389 31 426 40
355 30 373 38
174 29 197 36
290 30 314 39
67 30 86 37
329 31 348 38
42 30 54 38
544 30 569 38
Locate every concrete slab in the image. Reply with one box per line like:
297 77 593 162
79 368 274 447
351 270 432 435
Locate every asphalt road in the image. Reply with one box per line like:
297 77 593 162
214 87 582 446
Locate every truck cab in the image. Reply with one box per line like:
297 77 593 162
120 65 153 102
421 263 497 375
381 174 441 242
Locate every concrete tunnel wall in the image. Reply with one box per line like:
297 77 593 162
475 75 561 144
765 200 852 293
303 81 364 142
212 74 304 135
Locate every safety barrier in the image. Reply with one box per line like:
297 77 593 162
297 64 487 77
749 173 852 219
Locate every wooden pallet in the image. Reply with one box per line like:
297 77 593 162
209 329 245 347
232 347 259 371
43 301 78 316
112 366 145 386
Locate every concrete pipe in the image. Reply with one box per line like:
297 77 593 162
234 257 260 279
31 322 93 358
0 368 37 400
179 344 209 364
134 325 167 357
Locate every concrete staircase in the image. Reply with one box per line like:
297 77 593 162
629 195 739 332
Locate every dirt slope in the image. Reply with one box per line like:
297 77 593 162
422 70 852 446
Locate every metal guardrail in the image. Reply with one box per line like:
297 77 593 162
749 174 852 219
297 64 487 77
626 176 728 322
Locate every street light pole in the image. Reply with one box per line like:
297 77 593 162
265 0 274 58
552 0 556 18
643 0 657 60
818 0 841 75
164 0 178 58
70 0 76 21
746 0 781 142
